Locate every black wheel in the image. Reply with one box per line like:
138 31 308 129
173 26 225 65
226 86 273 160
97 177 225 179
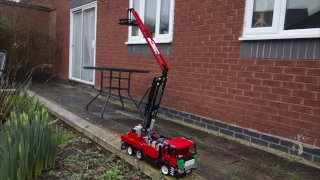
175 172 186 178
121 141 126 150
186 169 193 174
136 149 143 160
127 146 134 155
161 165 169 175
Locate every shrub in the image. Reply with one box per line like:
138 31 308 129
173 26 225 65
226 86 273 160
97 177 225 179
0 65 34 125
0 97 63 180
103 169 124 180
3 90 43 119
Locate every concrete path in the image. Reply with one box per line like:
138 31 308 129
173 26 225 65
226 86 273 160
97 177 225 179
29 82 320 180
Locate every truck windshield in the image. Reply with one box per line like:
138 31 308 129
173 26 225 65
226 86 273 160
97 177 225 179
176 145 196 157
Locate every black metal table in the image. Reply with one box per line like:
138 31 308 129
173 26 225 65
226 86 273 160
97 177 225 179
83 66 149 118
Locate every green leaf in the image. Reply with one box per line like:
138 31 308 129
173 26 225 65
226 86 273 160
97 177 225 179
0 97 62 180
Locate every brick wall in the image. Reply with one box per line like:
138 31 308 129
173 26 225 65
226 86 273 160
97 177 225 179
22 0 55 8
55 0 320 163
0 0 55 8
0 1 57 77
0 2 51 44
55 0 70 80
169 0 319 161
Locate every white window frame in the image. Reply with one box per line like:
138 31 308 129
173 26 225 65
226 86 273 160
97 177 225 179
126 0 175 44
69 2 97 85
240 0 320 40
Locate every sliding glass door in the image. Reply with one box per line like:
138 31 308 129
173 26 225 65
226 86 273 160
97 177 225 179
70 3 96 84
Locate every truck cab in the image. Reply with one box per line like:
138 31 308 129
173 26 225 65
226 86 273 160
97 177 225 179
159 137 197 176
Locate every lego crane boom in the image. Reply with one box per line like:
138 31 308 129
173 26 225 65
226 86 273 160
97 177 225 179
119 8 170 132
119 10 197 177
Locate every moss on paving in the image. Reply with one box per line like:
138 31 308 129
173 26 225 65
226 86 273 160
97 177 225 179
270 164 301 180
176 129 304 180
216 167 239 180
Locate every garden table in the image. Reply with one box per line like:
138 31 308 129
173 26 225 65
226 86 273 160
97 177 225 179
83 66 149 118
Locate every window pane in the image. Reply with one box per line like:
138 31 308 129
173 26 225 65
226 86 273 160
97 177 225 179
145 0 157 37
159 0 170 34
285 0 320 30
132 0 140 36
252 0 275 28
82 8 95 82
72 11 82 79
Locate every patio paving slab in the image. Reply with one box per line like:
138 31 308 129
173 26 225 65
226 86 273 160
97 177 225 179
29 82 320 180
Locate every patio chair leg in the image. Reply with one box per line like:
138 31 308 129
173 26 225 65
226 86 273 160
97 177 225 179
127 72 141 114
86 91 101 111
101 70 113 119
86 70 104 111
128 91 141 115
101 93 111 119
118 71 124 109
137 85 152 108
119 93 124 109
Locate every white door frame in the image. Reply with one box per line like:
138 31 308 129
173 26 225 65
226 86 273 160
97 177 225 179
69 1 97 85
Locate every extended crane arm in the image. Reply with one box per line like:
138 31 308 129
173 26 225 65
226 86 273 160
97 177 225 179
119 8 170 132
119 8 170 71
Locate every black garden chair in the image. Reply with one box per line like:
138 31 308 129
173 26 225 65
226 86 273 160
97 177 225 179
0 49 7 83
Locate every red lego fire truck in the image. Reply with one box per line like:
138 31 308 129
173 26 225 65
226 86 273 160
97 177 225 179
119 9 197 177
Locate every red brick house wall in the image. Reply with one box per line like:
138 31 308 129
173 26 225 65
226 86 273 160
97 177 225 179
55 0 70 80
54 0 320 163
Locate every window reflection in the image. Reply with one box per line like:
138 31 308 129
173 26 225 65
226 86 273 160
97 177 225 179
252 0 275 28
160 0 170 34
132 0 140 36
145 0 157 37
285 0 320 30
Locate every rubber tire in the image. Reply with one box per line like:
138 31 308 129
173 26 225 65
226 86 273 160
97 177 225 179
127 146 134 155
136 149 143 160
161 165 169 175
175 172 186 178
186 170 193 174
121 141 125 149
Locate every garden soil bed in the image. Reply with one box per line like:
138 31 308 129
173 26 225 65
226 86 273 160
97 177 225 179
37 122 151 180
